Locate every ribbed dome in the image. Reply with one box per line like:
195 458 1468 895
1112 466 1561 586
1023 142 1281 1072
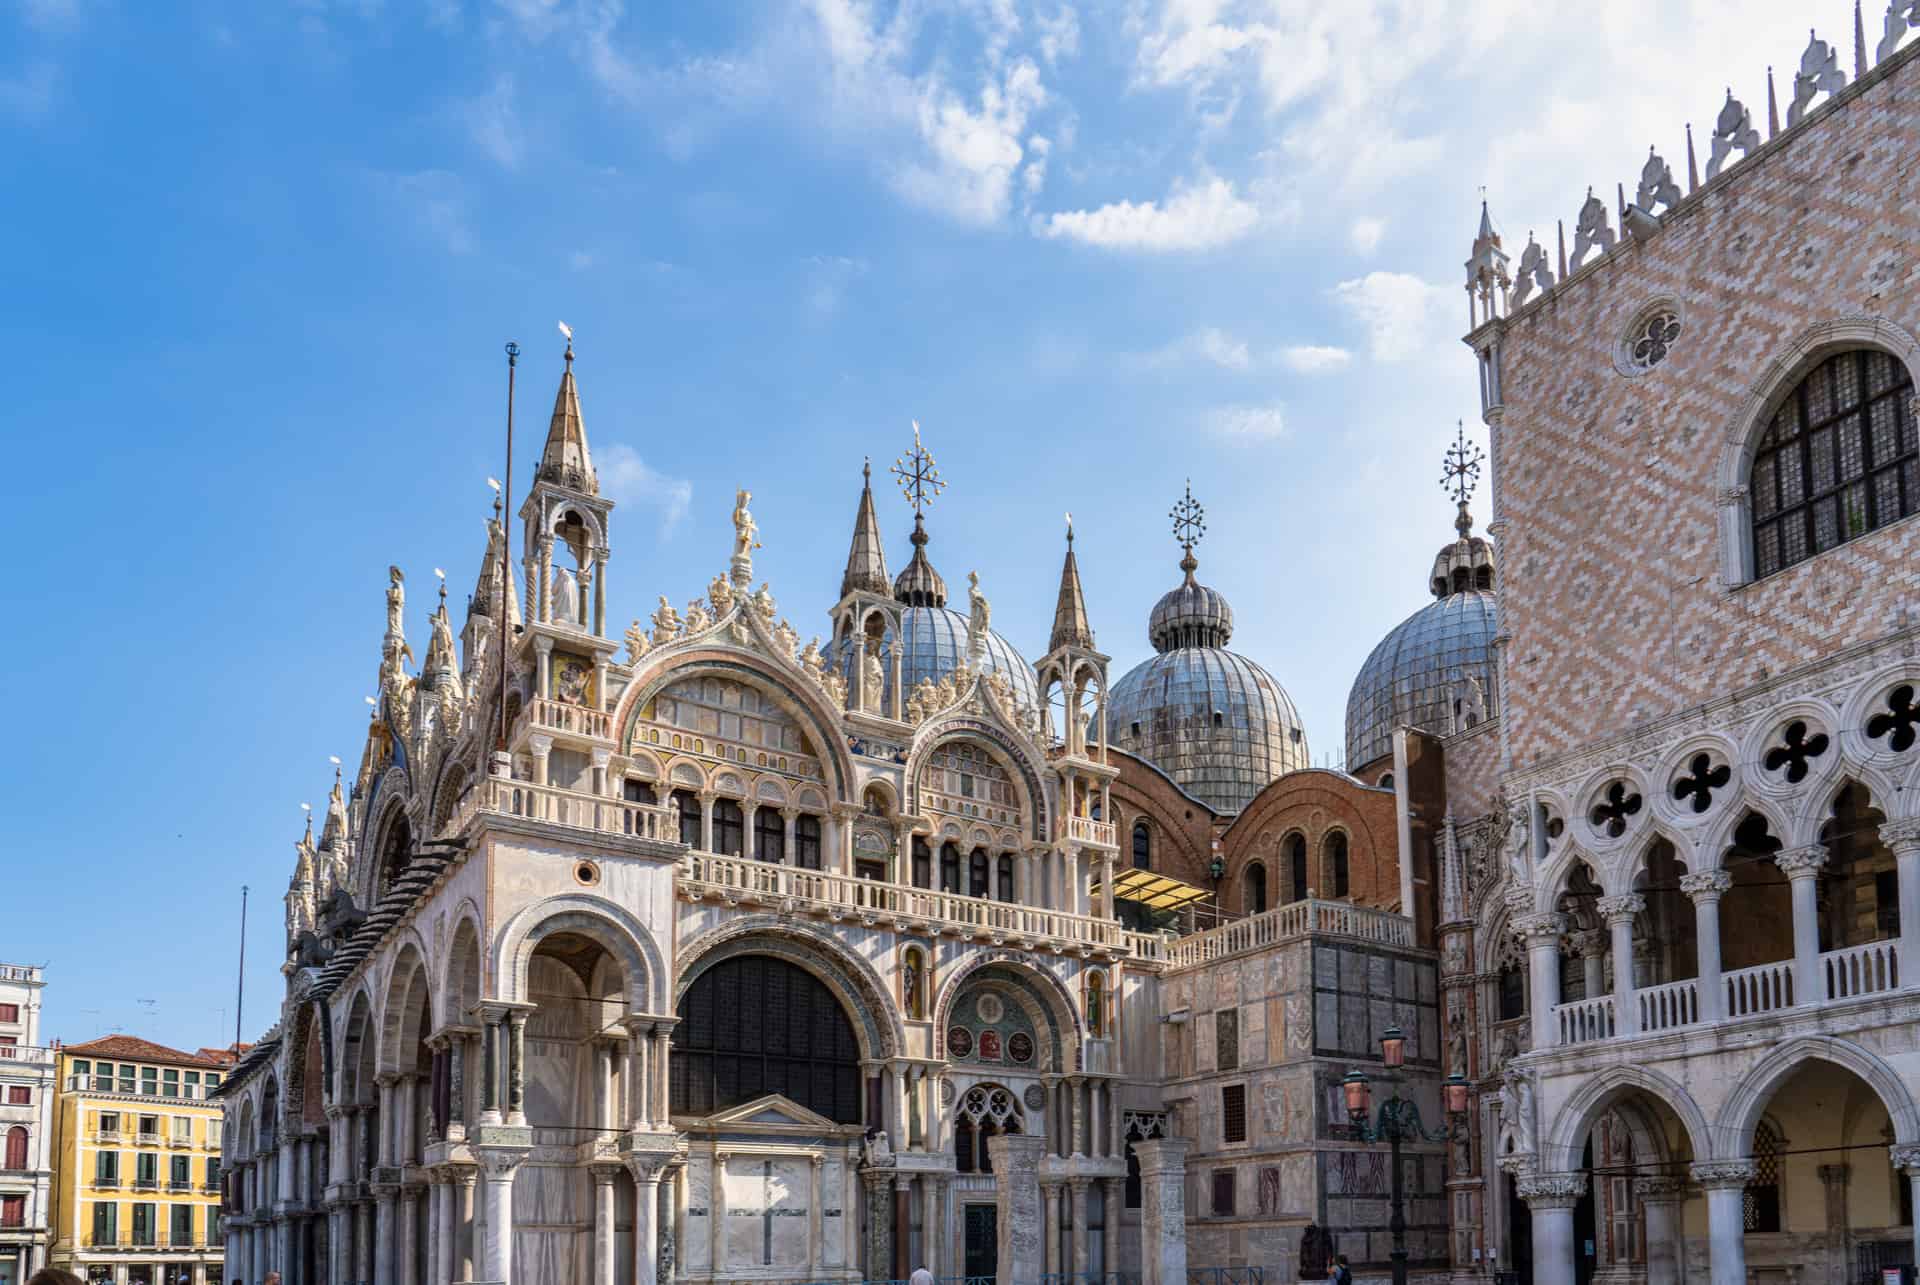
825 607 1040 711
1110 647 1310 814
1148 554 1234 650
1344 501 1500 773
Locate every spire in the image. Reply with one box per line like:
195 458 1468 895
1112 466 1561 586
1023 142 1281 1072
536 327 596 494
425 576 458 679
318 764 347 854
890 422 949 608
1856 0 1869 78
1476 198 1496 243
840 458 892 598
1048 515 1095 652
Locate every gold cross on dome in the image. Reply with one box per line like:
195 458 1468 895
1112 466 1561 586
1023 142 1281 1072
1440 420 1485 506
1170 479 1206 553
891 419 946 518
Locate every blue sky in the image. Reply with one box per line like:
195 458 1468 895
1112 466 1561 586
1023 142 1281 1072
1 0 1870 1050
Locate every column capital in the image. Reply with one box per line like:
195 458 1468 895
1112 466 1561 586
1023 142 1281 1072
588 1162 623 1187
473 1145 530 1181
1595 894 1645 924
1881 818 1920 853
1679 870 1734 902
1891 1143 1920 1173
1514 1171 1587 1209
1689 1160 1756 1190
1565 929 1607 958
1773 845 1828 878
1632 1176 1687 1204
1511 912 1567 944
529 732 554 757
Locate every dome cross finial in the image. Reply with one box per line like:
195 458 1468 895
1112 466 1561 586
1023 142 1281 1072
1170 479 1206 575
892 419 946 522
1441 419 1485 535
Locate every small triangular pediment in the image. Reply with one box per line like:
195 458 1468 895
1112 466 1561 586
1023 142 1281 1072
709 1093 838 1130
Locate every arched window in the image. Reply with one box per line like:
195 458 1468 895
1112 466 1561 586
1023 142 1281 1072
1287 834 1308 902
1246 863 1268 916
673 955 863 1123
1132 821 1151 871
997 853 1015 902
1326 832 1350 899
3 1126 25 1171
1498 960 1527 1021
912 837 932 889
379 813 413 894
901 947 927 1022
1086 971 1107 1036
754 807 785 863
1745 1120 1783 1232
940 843 962 894
795 815 822 870
1750 348 1916 578
713 799 744 856
673 790 702 847
969 848 990 899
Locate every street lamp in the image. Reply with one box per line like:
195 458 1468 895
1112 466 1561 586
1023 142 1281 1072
1344 1028 1470 1285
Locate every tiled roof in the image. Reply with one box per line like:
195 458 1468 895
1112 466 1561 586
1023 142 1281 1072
63 1034 233 1069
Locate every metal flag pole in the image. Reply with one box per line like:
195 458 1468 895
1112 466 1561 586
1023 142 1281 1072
497 341 519 759
234 884 249 1053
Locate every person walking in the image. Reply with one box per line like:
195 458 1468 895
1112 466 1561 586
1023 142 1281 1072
909 1265 935 1285
1332 1253 1354 1285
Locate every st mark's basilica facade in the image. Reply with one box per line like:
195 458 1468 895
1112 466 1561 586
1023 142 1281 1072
218 15 1920 1285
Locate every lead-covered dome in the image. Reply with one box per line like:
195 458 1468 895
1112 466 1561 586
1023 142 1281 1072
826 605 1040 710
1344 501 1499 772
1110 542 1309 814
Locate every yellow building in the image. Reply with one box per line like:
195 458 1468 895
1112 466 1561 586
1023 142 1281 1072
50 1038 231 1285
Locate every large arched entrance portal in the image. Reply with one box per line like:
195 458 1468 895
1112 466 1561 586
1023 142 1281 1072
671 953 863 1124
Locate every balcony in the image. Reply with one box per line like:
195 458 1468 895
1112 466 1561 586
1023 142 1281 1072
168 1180 193 1193
93 1176 122 1190
0 1043 54 1067
0 965 39 984
65 1075 207 1099
91 1131 124 1146
135 1132 162 1148
167 1133 194 1149
515 696 614 743
454 776 677 844
1065 815 1116 849
1163 897 1417 970
133 1178 160 1192
680 850 1164 961
1549 939 1903 1047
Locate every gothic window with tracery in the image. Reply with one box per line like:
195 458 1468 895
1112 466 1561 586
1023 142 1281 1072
953 1085 1023 1174
1625 311 1681 372
1750 349 1917 578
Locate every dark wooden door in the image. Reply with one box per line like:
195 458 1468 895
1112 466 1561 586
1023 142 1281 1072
964 1203 998 1279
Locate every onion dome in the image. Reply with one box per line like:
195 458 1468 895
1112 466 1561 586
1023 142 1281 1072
1343 425 1500 773
1109 484 1309 814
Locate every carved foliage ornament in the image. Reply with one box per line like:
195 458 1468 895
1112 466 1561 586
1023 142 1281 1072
1515 1172 1587 1207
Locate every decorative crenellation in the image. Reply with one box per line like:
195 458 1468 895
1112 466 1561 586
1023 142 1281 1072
1470 3 1918 326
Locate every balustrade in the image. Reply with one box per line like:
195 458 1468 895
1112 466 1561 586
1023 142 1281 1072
515 696 613 742
1163 898 1414 970
1635 979 1699 1033
1552 995 1616 1045
453 776 675 843
1824 939 1899 999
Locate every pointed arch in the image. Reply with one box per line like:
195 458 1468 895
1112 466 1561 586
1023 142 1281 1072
1542 1062 1712 1172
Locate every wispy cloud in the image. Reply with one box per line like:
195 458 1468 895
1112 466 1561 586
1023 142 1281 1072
1331 271 1450 363
1207 403 1287 442
1139 327 1252 371
1035 176 1258 252
1348 216 1385 255
458 74 522 170
598 443 693 536
1279 344 1352 374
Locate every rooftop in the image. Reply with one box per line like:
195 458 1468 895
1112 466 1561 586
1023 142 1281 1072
63 1034 235 1070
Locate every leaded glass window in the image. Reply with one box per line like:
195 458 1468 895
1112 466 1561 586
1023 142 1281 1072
1751 349 1917 577
1744 1120 1782 1232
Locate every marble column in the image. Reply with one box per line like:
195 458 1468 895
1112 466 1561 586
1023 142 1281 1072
434 1172 456 1285
374 1187 398 1285
918 1172 940 1278
1515 913 1566 1049
1894 1146 1920 1273
355 1199 373 1285
651 1023 674 1125
1883 822 1920 980
1102 1177 1122 1279
1820 1163 1853 1284
1692 1161 1755 1285
398 1186 422 1285
1042 1182 1063 1274
627 1159 662 1285
1776 846 1829 1003
591 1165 620 1285
506 1011 529 1126
1567 930 1605 1002
1518 1173 1586 1285
893 1176 912 1279
453 1166 477 1282
990 1135 1045 1283
478 1016 503 1126
1068 1177 1091 1274
1069 1075 1086 1158
1681 871 1733 1022
1597 894 1644 1034
477 1147 528 1285
1133 1138 1190 1285
1635 1177 1685 1285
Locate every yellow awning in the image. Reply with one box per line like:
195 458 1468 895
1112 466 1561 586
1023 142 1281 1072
1097 867 1212 911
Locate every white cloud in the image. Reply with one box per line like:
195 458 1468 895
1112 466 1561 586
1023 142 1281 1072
598 444 693 535
892 58 1047 225
1036 176 1259 252
1035 5 1080 65
1139 327 1251 370
1331 271 1450 363
1208 403 1287 441
1279 344 1352 374
460 75 522 170
1349 216 1385 254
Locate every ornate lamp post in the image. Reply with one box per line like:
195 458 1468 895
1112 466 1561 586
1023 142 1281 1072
1343 1027 1470 1285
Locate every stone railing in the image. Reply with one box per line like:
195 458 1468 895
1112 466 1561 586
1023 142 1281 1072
1723 960 1794 1018
680 851 1154 959
1825 940 1899 999
1553 995 1616 1045
0 964 40 983
1065 816 1117 849
1636 978 1699 1033
1163 898 1416 971
517 696 613 742
456 777 677 844
0 1043 54 1066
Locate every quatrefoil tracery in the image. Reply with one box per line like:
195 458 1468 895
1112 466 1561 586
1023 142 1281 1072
1763 720 1831 784
1589 781 1645 839
1672 752 1732 815
1866 684 1920 754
